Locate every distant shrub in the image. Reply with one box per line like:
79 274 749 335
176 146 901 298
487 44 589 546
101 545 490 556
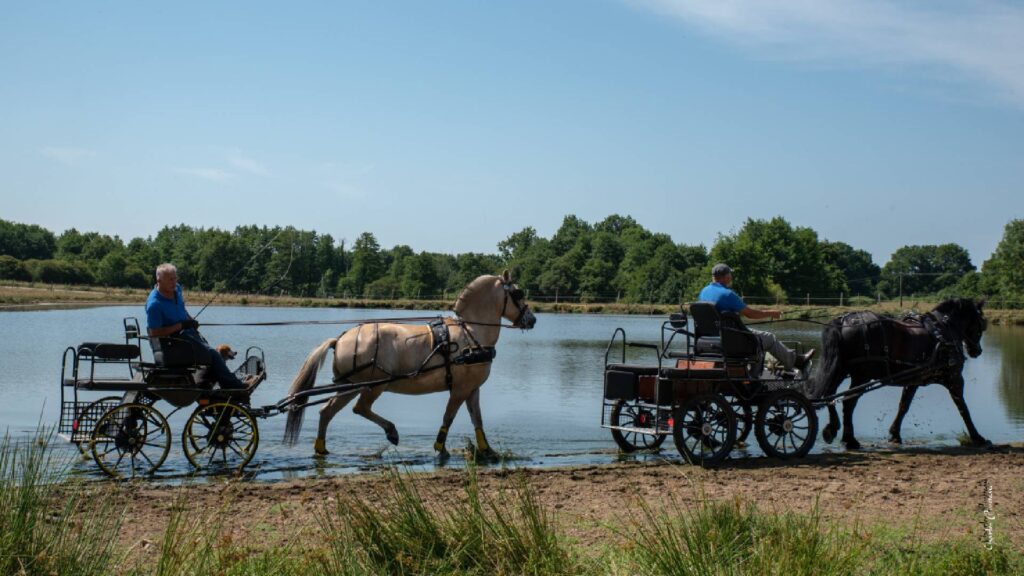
0 255 31 281
847 296 875 307
24 259 95 285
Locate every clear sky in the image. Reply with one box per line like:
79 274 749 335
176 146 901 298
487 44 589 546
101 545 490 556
2 1 1022 266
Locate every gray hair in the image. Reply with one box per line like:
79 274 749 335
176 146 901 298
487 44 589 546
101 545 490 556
155 263 178 281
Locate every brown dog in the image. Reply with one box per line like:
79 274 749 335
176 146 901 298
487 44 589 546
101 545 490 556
215 344 237 361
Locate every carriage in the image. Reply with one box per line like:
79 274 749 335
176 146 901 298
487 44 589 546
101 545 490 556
601 303 819 465
58 317 268 478
58 273 533 479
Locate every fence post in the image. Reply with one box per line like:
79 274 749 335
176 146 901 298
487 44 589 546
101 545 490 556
555 288 559 304
840 292 844 307
806 293 810 306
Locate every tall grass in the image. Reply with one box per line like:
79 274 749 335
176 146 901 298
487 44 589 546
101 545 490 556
0 432 1019 575
0 432 122 575
625 497 864 576
316 464 579 575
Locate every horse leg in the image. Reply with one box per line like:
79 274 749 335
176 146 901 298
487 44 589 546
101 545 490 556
314 391 358 456
466 387 497 459
841 380 865 450
946 375 991 447
823 405 840 444
888 386 918 444
433 391 470 460
352 386 400 446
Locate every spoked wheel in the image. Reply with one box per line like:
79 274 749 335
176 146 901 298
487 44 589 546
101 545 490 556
609 399 667 452
672 393 736 466
74 396 122 456
183 402 259 473
90 403 171 478
755 390 818 459
729 398 754 445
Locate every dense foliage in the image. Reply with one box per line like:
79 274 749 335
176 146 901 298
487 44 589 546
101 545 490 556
1 215 1021 306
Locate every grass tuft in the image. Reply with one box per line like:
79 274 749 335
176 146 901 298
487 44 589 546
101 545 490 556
0 430 123 576
317 464 579 575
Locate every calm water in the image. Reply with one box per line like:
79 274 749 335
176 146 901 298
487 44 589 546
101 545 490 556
1 305 1022 481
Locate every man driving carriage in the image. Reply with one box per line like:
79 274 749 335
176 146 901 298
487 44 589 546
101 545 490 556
145 263 255 391
698 263 814 373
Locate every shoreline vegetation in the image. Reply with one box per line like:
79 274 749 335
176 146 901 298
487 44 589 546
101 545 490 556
3 279 1024 325
4 432 1022 575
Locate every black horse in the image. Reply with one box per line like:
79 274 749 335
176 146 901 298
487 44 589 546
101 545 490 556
815 298 988 449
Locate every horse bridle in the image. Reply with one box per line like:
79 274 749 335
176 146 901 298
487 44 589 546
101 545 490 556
500 282 530 328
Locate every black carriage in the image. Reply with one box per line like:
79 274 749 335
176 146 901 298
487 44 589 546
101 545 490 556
601 303 818 465
58 318 267 478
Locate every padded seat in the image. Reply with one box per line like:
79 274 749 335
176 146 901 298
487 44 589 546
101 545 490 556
689 302 761 376
77 342 140 361
150 336 212 369
604 363 660 376
660 366 727 380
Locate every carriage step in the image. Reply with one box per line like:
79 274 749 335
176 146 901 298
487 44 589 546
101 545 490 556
602 424 668 436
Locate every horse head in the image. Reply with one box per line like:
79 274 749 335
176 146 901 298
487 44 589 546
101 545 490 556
499 269 537 329
936 298 987 358
453 271 536 329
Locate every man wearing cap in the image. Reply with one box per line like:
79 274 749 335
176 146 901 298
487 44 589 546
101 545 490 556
698 263 814 372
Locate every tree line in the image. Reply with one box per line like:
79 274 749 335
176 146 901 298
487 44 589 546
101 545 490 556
1 215 1022 306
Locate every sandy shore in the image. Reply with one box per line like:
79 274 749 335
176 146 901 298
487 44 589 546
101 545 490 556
104 446 1024 556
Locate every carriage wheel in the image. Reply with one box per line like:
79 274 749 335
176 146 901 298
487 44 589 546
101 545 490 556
672 394 736 466
755 390 818 459
182 402 259 473
728 398 754 445
90 403 170 478
609 399 666 452
74 396 122 456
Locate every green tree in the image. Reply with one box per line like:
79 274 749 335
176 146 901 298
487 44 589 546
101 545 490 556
95 250 128 286
709 217 842 302
0 255 31 281
879 244 974 297
983 219 1024 299
0 219 56 260
821 241 879 296
400 253 440 299
343 232 385 297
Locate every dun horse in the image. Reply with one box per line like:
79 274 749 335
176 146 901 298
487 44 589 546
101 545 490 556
815 298 988 449
283 272 536 458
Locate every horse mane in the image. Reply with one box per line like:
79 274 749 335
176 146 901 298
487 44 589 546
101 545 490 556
452 275 499 315
932 298 975 318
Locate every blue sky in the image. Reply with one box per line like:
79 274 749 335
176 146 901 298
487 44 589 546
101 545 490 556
2 1 1022 266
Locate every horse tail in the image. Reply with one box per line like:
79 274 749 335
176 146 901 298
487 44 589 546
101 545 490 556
812 321 846 399
283 337 338 445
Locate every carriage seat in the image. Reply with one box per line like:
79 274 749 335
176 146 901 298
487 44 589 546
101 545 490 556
688 302 760 361
77 342 141 361
149 336 213 369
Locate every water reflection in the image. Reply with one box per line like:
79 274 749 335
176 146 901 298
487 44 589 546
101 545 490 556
990 326 1024 424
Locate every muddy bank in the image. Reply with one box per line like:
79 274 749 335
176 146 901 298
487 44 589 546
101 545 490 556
103 446 1023 555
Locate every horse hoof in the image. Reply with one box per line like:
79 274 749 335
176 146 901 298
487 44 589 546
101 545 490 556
822 427 836 444
436 448 450 462
475 448 499 462
843 439 862 450
973 437 992 448
386 430 400 446
313 438 330 456
888 435 903 445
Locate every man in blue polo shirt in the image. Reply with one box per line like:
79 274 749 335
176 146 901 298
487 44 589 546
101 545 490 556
698 263 814 372
146 263 251 390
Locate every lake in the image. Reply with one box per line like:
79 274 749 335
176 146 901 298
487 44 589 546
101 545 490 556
1 305 1022 481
